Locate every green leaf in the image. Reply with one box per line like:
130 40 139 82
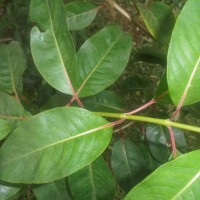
0 91 27 127
74 25 132 97
146 124 187 163
167 0 200 106
0 41 26 95
0 107 112 183
0 181 21 200
33 179 72 200
0 119 12 141
82 90 126 112
125 150 200 200
137 2 175 45
69 156 115 200
111 139 144 190
30 0 76 94
65 1 99 31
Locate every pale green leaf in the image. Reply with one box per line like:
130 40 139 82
69 156 115 200
65 1 99 31
167 0 200 106
137 2 175 45
0 119 12 141
0 181 21 200
30 0 76 94
74 25 132 97
125 150 200 200
0 41 26 95
0 107 112 183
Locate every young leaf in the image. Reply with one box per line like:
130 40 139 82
0 107 112 183
111 139 144 190
0 42 26 96
65 1 99 31
30 0 76 95
74 25 132 97
167 0 200 106
33 179 72 200
68 156 116 200
0 180 21 200
146 124 187 163
125 150 200 200
137 2 175 45
0 119 12 141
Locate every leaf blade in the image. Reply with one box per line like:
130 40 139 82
30 0 76 94
167 0 200 106
0 107 112 183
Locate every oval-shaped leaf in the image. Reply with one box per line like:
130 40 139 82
167 0 200 106
146 124 187 163
137 2 175 45
111 139 144 190
0 107 112 183
30 0 76 94
0 119 12 141
125 150 200 200
65 1 99 31
69 156 115 200
0 181 21 200
0 41 26 95
33 179 72 200
74 25 132 97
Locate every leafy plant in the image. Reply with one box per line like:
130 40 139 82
0 0 200 199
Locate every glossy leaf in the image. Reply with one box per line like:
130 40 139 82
111 139 144 189
0 119 12 141
74 25 132 97
137 2 175 45
167 0 200 106
30 0 76 94
0 107 112 183
69 156 115 200
65 1 99 31
146 124 187 163
0 181 21 200
33 179 72 200
125 150 200 200
0 41 26 95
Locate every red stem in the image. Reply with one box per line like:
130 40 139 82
167 126 177 159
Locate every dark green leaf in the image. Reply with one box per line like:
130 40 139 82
74 25 132 97
125 150 200 200
111 139 144 190
69 156 115 200
82 90 126 112
30 0 76 94
0 42 26 95
33 179 72 200
0 107 112 183
65 1 99 31
167 0 200 106
146 124 187 163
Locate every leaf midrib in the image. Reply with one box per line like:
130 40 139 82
1 123 110 167
46 0 74 94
